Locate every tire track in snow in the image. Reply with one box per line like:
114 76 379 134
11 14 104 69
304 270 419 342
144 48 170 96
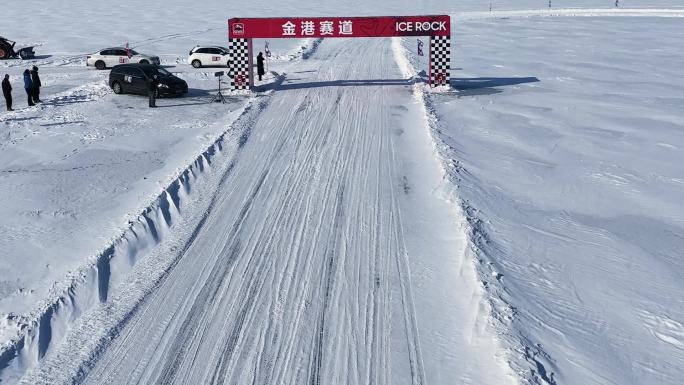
156 169 269 385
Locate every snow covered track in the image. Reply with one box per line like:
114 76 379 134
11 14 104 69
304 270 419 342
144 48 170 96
17 38 512 385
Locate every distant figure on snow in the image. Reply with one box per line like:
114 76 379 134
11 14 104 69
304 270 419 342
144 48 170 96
23 69 34 107
615 0 619 7
148 75 159 108
30 66 42 103
2 74 12 111
257 52 265 82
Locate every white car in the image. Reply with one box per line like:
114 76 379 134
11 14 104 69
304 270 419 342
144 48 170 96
87 47 160 70
187 46 229 68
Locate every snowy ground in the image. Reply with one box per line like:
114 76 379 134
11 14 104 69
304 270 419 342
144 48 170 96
1 1 683 385
15 37 515 385
400 12 684 385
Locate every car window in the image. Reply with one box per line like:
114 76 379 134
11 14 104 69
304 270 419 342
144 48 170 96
100 50 113 55
196 48 209 54
207 48 220 54
115 67 144 76
141 66 172 77
113 50 128 56
129 49 139 56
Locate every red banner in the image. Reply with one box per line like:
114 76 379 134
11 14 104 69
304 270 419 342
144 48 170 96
228 16 450 39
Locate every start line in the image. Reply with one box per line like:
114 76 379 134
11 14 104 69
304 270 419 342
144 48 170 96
227 15 451 90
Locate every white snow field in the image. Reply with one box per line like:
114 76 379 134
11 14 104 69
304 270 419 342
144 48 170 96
397 11 684 385
1 1 683 385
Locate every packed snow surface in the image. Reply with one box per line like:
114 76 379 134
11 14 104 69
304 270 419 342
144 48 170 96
1 1 683 385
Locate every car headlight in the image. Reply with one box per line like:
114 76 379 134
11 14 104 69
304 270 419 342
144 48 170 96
158 84 169 88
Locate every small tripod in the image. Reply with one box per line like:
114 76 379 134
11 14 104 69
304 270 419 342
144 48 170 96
210 71 227 104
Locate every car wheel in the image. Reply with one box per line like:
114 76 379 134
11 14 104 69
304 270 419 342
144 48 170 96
191 59 202 68
95 60 106 70
139 59 149 65
0 48 8 60
112 81 123 94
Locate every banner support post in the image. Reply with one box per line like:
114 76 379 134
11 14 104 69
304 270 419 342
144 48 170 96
248 38 255 88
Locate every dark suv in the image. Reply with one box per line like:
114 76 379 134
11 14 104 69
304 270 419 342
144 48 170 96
109 64 188 97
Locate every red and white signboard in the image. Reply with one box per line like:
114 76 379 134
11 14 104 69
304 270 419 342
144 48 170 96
228 16 450 39
227 16 451 90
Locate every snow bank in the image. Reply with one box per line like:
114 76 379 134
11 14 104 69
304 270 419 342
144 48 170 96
0 99 252 382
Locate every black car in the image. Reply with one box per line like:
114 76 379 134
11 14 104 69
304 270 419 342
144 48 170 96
109 64 188 97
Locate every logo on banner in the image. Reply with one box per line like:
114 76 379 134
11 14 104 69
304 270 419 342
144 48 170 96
234 74 246 87
232 23 245 36
434 72 447 85
280 19 354 37
396 21 447 33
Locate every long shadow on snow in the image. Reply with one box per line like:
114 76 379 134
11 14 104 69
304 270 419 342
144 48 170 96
274 78 414 91
451 76 539 96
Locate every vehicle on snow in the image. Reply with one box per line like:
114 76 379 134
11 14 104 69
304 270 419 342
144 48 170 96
187 46 229 68
0 36 36 60
87 47 160 70
109 64 188 97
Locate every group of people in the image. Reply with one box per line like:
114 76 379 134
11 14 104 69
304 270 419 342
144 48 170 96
4 53 265 111
2 66 42 112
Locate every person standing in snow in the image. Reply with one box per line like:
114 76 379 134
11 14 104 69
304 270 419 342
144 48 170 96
256 52 265 82
147 75 159 108
23 69 34 107
2 74 12 111
30 66 42 103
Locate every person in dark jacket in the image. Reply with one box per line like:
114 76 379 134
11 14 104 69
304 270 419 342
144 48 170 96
256 52 265 82
147 75 159 108
2 74 12 111
30 66 42 103
23 70 34 107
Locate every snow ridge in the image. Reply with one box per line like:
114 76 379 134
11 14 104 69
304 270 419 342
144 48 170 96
391 37 556 385
0 98 253 382
16 93 276 385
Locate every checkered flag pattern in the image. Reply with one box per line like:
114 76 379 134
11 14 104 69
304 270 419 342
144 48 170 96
228 38 250 90
430 36 451 87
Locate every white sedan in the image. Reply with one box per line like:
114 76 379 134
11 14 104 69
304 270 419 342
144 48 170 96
187 46 229 68
87 47 160 70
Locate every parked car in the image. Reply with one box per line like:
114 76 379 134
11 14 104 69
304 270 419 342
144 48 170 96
0 36 35 60
87 47 160 70
109 64 188 97
187 46 229 68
